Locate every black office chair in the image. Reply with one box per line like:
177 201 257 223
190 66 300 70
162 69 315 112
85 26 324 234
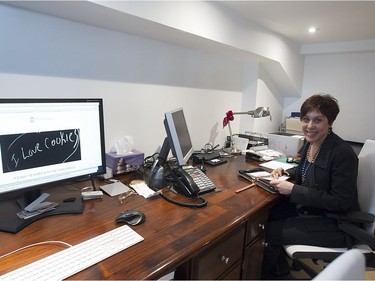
284 139 375 278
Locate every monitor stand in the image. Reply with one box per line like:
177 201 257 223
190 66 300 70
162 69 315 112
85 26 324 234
0 186 84 234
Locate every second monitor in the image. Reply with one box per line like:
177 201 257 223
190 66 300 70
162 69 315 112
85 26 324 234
148 108 215 199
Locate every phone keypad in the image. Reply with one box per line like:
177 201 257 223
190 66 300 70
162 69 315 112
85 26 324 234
185 168 216 194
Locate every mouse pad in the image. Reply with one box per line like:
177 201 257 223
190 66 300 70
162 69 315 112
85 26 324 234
100 182 131 196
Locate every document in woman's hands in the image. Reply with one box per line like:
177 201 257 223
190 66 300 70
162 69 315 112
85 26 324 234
248 170 289 181
238 168 288 194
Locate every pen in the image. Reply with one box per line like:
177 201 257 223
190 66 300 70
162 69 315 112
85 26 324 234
235 183 256 194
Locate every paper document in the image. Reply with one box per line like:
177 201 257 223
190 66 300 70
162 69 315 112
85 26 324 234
248 170 289 182
257 149 283 157
242 146 285 161
129 181 160 198
260 160 295 171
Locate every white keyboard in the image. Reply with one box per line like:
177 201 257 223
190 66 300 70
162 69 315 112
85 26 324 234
0 225 144 281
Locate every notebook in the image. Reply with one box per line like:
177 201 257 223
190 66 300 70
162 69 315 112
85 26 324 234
238 167 288 194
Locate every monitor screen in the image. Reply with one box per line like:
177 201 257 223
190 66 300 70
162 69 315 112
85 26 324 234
164 108 194 166
0 98 106 233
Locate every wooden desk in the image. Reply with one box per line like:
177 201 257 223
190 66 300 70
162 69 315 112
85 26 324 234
0 155 278 280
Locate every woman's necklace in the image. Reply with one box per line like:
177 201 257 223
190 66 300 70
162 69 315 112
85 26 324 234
301 143 321 184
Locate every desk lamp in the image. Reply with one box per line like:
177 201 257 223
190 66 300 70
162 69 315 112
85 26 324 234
223 106 271 153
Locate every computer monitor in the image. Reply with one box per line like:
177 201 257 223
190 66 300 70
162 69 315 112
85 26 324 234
164 108 194 166
148 108 194 190
0 98 106 233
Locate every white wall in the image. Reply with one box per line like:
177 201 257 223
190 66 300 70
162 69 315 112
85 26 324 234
0 4 243 92
284 52 375 143
0 73 242 156
0 4 282 157
96 1 304 95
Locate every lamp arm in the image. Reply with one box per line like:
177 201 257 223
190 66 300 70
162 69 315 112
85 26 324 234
232 111 255 116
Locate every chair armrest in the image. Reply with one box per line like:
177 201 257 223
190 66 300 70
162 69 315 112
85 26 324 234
339 222 375 249
327 210 375 224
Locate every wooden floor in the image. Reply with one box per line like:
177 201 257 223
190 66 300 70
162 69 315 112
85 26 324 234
365 270 375 280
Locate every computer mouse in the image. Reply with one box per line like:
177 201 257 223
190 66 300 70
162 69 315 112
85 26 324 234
115 210 145 226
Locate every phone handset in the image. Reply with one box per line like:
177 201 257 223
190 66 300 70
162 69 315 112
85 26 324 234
170 167 200 197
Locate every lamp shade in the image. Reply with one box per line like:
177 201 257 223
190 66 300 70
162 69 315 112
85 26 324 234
254 106 271 118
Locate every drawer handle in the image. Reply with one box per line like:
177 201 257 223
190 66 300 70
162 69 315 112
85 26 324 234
221 255 230 264
258 223 265 230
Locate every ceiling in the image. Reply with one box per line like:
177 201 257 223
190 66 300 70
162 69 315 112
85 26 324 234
5 1 375 47
219 1 375 45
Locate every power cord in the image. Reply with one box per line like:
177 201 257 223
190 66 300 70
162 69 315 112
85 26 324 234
203 143 219 153
0 241 72 260
159 191 207 208
143 152 159 169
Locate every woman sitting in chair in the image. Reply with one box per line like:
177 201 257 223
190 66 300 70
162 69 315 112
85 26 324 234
261 94 360 279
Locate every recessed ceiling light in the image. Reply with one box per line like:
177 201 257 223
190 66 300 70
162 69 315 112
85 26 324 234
308 27 319 33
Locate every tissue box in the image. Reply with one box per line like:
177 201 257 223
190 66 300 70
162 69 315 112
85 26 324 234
106 150 144 176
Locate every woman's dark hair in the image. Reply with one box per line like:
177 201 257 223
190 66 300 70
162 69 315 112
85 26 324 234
300 94 340 125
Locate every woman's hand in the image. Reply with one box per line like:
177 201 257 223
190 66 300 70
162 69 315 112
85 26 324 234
270 167 294 194
270 180 294 195
271 167 285 179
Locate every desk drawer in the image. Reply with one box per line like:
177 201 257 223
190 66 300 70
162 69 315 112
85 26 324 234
196 225 245 280
246 209 268 244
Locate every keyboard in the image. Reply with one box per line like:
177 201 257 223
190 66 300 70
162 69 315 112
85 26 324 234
184 167 216 194
0 225 144 281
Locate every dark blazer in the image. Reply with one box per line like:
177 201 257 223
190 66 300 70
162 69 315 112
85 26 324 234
288 132 360 213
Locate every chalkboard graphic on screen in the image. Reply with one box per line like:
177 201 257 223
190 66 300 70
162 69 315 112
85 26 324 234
1 129 81 173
